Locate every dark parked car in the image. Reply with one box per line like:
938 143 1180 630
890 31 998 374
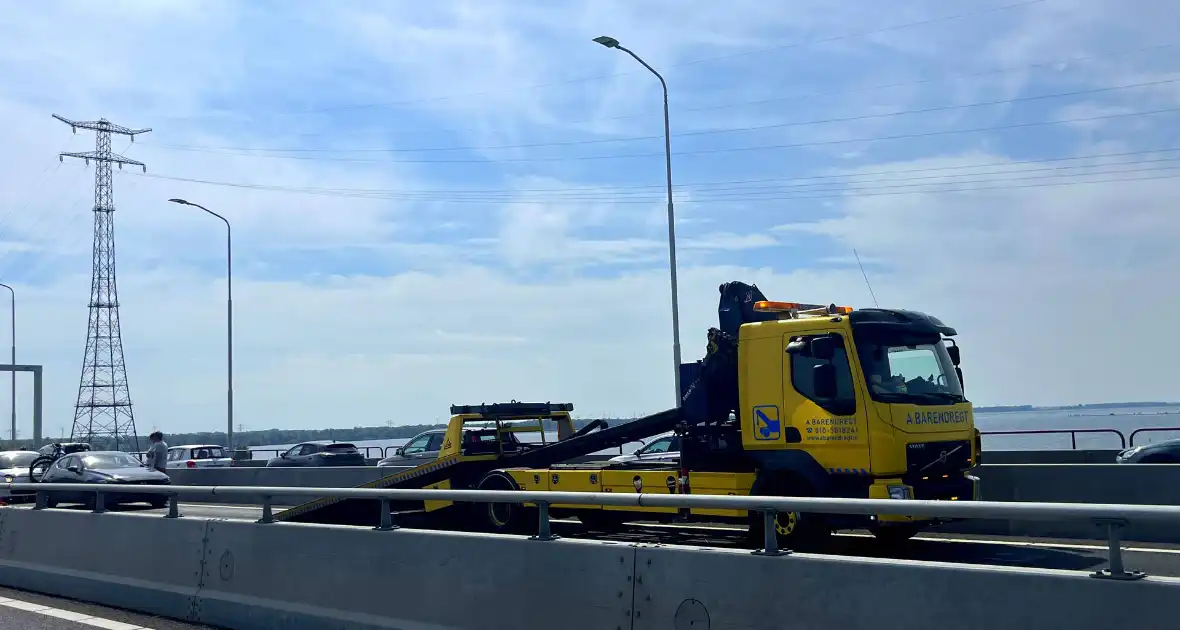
266 441 366 467
40 451 170 508
1116 440 1180 464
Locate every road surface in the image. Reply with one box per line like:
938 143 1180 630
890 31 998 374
0 586 212 629
12 501 1180 576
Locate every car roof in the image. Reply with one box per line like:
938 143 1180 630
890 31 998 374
77 451 136 456
1138 438 1180 449
170 444 224 450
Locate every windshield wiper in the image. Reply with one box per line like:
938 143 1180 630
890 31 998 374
873 391 963 404
906 392 965 404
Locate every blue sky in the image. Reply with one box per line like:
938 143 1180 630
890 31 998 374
0 0 1178 436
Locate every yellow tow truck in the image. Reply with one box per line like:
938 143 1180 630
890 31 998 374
277 281 980 547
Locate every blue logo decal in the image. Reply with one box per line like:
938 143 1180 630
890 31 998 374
753 405 781 441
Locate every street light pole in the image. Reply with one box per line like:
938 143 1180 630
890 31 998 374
593 36 683 407
0 284 13 444
168 199 234 453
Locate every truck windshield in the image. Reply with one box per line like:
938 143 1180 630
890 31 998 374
856 336 964 405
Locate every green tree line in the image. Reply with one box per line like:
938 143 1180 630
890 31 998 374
18 417 632 452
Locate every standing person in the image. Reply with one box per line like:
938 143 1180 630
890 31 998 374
146 431 168 474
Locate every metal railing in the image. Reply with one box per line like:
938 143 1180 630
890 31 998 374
980 428 1128 450
242 442 638 463
1129 427 1180 447
5 482 1171 581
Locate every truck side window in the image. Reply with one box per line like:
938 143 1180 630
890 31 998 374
790 333 856 415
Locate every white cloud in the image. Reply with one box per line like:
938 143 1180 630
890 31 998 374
1 0 1179 441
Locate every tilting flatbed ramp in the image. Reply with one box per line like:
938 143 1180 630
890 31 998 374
274 408 683 526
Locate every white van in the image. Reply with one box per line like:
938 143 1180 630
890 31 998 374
166 444 232 469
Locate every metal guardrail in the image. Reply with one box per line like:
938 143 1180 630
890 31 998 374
243 442 637 462
980 428 1128 450
1129 427 1180 447
4 482 1170 581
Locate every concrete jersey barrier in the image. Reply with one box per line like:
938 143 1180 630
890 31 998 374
2 508 1180 629
168 462 1180 544
937 464 1180 543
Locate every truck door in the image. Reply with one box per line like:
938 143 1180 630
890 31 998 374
782 331 871 473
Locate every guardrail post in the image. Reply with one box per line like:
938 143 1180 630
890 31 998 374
530 501 556 541
374 499 398 531
753 510 788 556
165 494 180 519
1091 519 1145 581
92 492 105 514
258 496 274 524
33 491 47 510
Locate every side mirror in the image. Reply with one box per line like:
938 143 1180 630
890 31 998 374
395 447 405 456
947 344 961 366
810 336 836 361
67 465 80 474
813 364 838 399
280 453 288 459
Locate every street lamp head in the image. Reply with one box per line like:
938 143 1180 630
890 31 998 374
167 198 191 206
592 36 621 49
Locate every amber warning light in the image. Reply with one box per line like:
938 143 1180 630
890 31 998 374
753 301 853 316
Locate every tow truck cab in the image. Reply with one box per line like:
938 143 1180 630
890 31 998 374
495 291 979 545
728 301 979 524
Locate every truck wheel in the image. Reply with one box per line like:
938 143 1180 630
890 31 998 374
869 523 922 544
747 476 830 552
476 472 534 535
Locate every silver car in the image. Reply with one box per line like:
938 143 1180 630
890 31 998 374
0 450 38 501
377 430 446 468
608 432 680 465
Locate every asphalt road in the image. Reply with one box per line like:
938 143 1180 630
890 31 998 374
0 586 213 629
13 501 1180 577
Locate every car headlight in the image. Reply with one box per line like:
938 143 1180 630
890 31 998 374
3 475 12 483
887 485 912 500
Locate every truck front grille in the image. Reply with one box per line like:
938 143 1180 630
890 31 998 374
905 440 971 477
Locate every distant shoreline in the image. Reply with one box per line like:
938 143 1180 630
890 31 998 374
976 401 1178 413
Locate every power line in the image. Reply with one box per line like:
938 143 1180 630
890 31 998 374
162 0 1045 121
146 78 1179 156
676 42 1180 116
263 41 1180 142
129 148 1180 198
126 161 1180 204
138 107 1180 164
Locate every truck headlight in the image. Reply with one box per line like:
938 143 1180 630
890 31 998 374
887 485 912 500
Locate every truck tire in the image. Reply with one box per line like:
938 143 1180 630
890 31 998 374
476 472 534 535
746 474 830 552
